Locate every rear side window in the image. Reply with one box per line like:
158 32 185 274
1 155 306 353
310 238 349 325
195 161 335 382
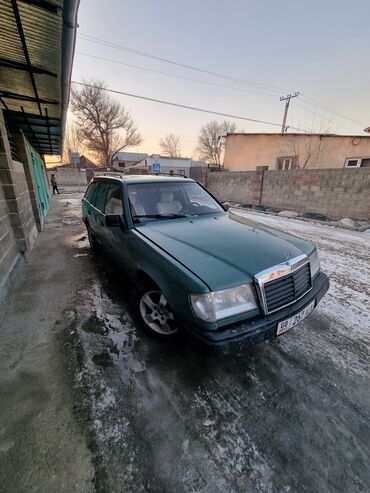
94 182 109 212
105 184 123 215
85 182 98 203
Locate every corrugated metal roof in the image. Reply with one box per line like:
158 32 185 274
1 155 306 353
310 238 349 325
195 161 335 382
0 0 78 155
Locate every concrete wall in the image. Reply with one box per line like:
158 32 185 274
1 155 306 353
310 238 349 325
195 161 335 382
261 168 370 220
47 169 88 187
224 133 370 171
0 112 38 296
0 175 19 294
206 171 257 203
206 167 370 220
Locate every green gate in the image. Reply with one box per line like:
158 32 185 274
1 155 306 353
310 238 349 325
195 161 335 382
27 142 49 224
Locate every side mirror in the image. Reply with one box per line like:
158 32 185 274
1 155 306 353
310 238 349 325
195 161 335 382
106 214 123 228
222 201 230 211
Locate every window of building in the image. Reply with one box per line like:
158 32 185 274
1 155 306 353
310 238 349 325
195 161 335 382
169 169 174 175
344 157 370 168
276 156 298 170
179 169 185 176
118 162 125 167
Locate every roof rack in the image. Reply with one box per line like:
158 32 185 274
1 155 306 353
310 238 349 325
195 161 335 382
96 172 124 178
150 172 188 178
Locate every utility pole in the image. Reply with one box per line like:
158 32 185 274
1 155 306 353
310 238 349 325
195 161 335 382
280 92 299 133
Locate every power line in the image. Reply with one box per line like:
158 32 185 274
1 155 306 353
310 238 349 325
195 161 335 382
76 51 280 98
77 33 291 95
292 100 351 131
71 80 310 132
300 94 366 127
76 51 356 134
77 32 366 130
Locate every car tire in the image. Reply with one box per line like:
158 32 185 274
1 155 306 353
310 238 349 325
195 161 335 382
86 223 100 254
133 281 178 339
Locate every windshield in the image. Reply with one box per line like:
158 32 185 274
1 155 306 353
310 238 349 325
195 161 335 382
128 181 224 223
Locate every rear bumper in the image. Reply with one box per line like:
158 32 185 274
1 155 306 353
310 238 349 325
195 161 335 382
182 272 330 353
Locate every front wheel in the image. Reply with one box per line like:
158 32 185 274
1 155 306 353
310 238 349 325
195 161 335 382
134 281 178 338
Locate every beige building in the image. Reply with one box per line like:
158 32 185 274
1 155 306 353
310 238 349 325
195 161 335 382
224 133 370 171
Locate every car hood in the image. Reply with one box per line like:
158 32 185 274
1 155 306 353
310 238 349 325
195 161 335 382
136 212 314 291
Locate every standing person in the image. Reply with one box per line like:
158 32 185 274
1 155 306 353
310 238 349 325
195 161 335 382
50 174 60 194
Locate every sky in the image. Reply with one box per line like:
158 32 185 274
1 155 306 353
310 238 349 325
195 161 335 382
69 0 370 159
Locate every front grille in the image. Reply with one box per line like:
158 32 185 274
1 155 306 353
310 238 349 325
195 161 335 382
263 262 312 314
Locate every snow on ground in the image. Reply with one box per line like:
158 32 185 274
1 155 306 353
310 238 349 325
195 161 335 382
231 208 370 344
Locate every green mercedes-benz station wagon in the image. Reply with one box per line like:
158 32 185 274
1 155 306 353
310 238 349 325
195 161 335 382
82 174 329 351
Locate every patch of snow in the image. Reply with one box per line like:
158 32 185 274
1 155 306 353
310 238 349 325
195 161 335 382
277 210 300 218
231 208 370 343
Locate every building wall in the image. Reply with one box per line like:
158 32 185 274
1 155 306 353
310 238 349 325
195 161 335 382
224 134 370 171
0 175 19 294
206 167 370 220
0 112 38 297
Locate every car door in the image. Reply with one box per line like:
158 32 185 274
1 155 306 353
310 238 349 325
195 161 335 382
103 182 131 266
83 180 99 221
91 181 110 241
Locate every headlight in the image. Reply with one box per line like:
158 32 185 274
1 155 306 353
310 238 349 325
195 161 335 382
309 249 321 278
190 284 258 323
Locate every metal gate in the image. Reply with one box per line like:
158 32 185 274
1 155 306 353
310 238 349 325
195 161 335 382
27 142 49 224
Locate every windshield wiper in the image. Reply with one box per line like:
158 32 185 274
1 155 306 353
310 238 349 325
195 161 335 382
133 213 188 221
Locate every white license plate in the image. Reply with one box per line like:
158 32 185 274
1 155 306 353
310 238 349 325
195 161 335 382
276 300 315 336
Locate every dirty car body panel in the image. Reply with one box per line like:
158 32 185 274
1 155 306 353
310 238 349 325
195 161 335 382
82 175 329 351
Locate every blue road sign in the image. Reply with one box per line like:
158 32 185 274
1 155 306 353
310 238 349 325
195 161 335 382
152 162 161 173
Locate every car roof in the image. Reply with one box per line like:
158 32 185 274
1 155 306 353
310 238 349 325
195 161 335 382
93 174 195 184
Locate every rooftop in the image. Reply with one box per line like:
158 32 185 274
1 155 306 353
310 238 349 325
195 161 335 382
112 151 148 161
0 0 79 155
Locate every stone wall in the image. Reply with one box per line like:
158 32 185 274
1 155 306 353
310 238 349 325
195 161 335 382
206 167 370 220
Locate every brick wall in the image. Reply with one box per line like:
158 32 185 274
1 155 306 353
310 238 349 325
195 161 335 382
206 167 370 220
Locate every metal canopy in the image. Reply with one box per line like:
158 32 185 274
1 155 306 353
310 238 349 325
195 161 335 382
0 0 79 155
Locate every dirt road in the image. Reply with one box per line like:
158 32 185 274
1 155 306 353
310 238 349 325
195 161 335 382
1 195 369 493
71 202 370 492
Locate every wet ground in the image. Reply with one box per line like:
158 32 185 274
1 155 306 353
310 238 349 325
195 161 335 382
1 193 369 493
68 198 369 493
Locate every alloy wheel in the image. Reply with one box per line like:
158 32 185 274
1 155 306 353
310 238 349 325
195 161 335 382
139 291 177 335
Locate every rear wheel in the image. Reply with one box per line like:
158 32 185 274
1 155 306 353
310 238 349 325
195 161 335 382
86 223 100 253
134 281 178 338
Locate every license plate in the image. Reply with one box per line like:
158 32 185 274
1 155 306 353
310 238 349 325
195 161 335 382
276 300 315 336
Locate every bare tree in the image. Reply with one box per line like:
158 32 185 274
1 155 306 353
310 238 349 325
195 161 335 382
159 133 181 157
70 79 142 164
196 120 236 168
276 125 334 169
62 120 85 163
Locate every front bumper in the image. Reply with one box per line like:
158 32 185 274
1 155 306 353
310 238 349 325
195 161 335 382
182 272 330 353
